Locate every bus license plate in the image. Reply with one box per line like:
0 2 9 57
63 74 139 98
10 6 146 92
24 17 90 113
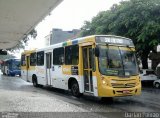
123 90 130 94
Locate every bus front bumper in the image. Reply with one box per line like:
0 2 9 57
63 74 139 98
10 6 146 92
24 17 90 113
98 84 141 97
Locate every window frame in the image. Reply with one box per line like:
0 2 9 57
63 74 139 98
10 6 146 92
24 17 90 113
21 54 26 66
53 47 64 65
37 51 44 66
30 52 37 66
65 45 79 65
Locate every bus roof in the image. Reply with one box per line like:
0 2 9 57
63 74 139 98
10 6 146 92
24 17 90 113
25 35 133 53
21 49 36 55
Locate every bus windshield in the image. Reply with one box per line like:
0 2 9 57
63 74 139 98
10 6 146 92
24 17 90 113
98 45 139 76
12 60 20 70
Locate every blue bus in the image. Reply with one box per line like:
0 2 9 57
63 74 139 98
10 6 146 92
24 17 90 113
1 59 21 76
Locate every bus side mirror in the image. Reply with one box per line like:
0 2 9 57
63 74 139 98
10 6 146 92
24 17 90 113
95 47 99 57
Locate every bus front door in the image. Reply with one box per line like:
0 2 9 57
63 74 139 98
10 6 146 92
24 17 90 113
46 53 52 85
82 46 93 93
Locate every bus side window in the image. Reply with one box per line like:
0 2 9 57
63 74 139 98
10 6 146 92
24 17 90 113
65 45 79 65
37 51 44 66
53 47 64 65
30 52 36 66
21 55 26 66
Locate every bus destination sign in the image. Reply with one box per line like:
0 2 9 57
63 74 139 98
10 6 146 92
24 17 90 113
96 36 134 46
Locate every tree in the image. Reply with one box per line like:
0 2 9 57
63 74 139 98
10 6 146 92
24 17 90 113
81 0 160 69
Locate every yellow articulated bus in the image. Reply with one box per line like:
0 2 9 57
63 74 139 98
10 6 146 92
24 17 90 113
21 35 141 98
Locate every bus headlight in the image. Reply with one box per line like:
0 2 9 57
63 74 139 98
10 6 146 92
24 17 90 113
102 80 106 84
101 75 108 85
102 80 108 86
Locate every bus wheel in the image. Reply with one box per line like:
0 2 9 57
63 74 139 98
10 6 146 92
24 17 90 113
71 80 82 97
32 76 38 87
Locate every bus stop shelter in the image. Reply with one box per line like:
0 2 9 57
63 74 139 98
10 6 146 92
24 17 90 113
0 0 63 53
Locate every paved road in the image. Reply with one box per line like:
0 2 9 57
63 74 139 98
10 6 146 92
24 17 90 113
0 75 160 118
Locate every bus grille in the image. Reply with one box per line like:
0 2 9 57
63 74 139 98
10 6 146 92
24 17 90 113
111 83 136 88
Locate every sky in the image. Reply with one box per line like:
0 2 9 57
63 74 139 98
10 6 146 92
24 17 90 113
15 0 122 57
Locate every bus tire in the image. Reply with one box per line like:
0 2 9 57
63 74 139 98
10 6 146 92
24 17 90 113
71 80 82 97
32 76 38 87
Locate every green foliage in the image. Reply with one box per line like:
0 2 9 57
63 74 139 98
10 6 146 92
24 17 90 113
81 0 160 51
80 0 160 68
